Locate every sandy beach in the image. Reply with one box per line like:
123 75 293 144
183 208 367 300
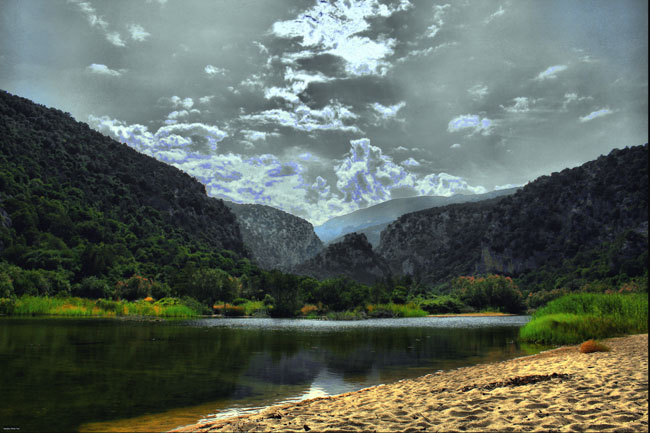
172 334 648 432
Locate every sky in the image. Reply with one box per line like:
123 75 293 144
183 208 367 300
1 0 647 225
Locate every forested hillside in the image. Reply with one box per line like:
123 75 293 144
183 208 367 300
0 90 249 302
378 144 648 290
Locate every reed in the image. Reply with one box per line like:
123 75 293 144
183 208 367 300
2 296 199 318
520 293 648 345
366 303 427 318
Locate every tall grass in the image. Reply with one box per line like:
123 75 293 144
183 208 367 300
366 303 428 318
1 296 199 318
519 293 648 345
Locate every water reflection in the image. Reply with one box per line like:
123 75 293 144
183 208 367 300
0 316 536 432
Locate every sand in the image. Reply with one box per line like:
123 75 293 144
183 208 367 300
172 334 648 432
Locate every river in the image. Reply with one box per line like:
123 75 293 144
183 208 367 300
0 316 543 432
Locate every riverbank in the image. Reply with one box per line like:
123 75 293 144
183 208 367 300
173 333 648 432
427 312 515 317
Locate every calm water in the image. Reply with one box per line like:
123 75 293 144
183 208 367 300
0 316 539 432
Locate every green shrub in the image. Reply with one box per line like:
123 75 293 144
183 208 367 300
419 295 464 314
0 297 16 314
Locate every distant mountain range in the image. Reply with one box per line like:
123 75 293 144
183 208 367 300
297 144 648 286
315 188 519 246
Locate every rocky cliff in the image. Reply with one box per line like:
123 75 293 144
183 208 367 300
293 232 390 285
377 144 648 284
226 202 323 270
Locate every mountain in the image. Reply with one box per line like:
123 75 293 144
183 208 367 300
0 89 248 300
293 232 389 285
314 188 519 245
377 144 648 285
225 202 323 270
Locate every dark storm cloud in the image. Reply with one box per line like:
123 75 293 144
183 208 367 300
0 0 646 224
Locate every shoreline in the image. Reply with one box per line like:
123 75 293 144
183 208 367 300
172 334 648 432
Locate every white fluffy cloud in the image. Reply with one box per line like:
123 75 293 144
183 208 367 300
535 64 568 81
241 100 359 133
204 65 226 77
89 115 227 154
579 108 613 123
272 0 409 77
502 97 530 113
370 101 406 119
447 114 493 135
334 138 485 208
86 63 124 76
163 96 194 109
128 24 150 42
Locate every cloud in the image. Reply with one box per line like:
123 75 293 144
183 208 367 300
106 32 125 47
89 115 227 155
264 87 301 104
400 157 420 167
252 41 269 54
204 65 226 77
166 110 189 120
447 114 493 135
271 0 408 77
450 143 461 149
502 97 530 113
162 96 195 109
334 138 484 208
484 5 505 24
562 92 593 110
535 64 568 81
198 95 215 104
468 84 489 100
427 4 450 38
579 108 613 123
241 100 360 133
86 63 124 76
370 101 406 119
128 24 150 42
241 130 280 142
69 1 126 47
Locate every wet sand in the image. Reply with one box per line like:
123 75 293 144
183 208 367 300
172 334 648 432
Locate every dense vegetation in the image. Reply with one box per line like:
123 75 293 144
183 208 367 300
1 295 197 317
0 90 647 320
520 293 648 344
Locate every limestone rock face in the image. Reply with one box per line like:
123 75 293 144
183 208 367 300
293 233 389 285
226 202 323 271
377 144 649 284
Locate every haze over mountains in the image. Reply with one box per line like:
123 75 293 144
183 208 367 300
315 188 519 246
